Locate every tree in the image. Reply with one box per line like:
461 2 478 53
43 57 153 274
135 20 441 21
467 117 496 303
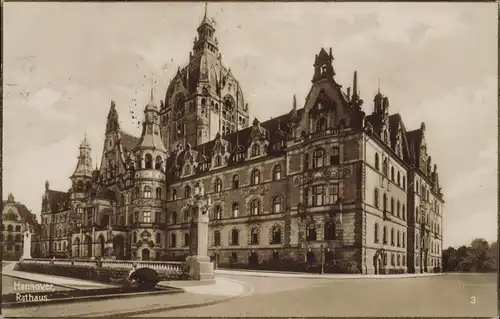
442 239 496 273
442 247 458 272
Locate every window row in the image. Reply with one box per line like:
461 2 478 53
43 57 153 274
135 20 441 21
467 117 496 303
132 186 164 200
2 224 22 232
305 221 337 241
303 184 340 206
380 252 407 267
168 232 190 248
4 244 21 252
133 211 166 224
2 234 22 242
373 189 406 220
374 153 406 190
212 226 283 246
303 147 340 170
374 223 406 248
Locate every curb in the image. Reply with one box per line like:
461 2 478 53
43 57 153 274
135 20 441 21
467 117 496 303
215 270 448 279
81 277 253 318
2 287 184 309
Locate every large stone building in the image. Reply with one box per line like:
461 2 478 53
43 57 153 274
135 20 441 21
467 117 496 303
38 8 444 274
2 193 41 260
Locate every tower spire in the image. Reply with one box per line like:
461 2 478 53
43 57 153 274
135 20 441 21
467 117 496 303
203 2 208 20
352 71 358 99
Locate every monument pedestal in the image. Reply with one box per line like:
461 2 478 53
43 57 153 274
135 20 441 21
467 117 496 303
22 229 32 259
185 256 214 281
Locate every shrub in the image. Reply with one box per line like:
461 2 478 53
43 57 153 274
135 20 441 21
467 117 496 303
129 268 159 289
325 260 361 274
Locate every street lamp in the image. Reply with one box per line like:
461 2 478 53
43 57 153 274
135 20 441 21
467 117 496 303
320 244 325 275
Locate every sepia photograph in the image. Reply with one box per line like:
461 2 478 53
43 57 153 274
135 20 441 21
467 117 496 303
2 2 497 317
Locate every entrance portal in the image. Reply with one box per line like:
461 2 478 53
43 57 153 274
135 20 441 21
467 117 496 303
142 248 150 261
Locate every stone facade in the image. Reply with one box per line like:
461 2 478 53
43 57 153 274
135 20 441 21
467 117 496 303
37 9 444 274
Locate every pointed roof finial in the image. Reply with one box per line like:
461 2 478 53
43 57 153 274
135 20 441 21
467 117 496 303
377 78 381 94
204 2 208 20
293 94 297 110
353 71 358 98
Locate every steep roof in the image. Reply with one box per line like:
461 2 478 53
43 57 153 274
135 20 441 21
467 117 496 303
2 200 37 225
47 190 70 212
120 132 139 151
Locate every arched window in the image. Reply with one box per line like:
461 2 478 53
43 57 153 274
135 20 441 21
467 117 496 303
232 174 239 188
7 234 13 242
171 189 177 201
396 200 401 218
374 188 380 208
330 147 340 165
402 176 406 190
145 154 153 169
383 226 388 244
271 226 282 244
375 153 380 170
183 210 190 223
250 228 259 245
15 225 21 232
230 229 239 246
184 233 190 247
250 199 261 215
170 233 176 247
184 186 191 198
214 178 223 192
391 167 395 181
214 205 222 220
402 204 406 220
143 186 152 198
214 230 221 246
156 233 161 244
306 223 317 241
397 171 401 186
383 193 388 212
251 144 260 157
391 253 395 266
390 197 395 214
251 169 261 185
415 207 419 223
324 221 336 240
316 117 327 132
171 211 177 224
156 187 162 199
312 148 325 168
402 232 406 248
272 165 282 181
397 230 401 247
374 223 379 243
7 225 13 232
232 203 239 218
390 228 395 246
155 156 162 170
14 234 21 242
272 196 282 213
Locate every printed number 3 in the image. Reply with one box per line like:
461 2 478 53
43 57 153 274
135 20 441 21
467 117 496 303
470 296 476 304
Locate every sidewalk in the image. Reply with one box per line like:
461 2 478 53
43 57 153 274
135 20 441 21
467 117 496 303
2 261 115 290
215 268 447 279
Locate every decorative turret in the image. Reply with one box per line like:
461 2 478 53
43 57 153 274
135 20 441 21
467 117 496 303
70 134 93 195
350 71 364 111
192 3 218 57
106 101 120 134
312 48 336 83
136 88 166 153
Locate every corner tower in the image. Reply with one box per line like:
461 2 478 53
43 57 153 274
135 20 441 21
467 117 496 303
70 135 93 202
161 3 249 151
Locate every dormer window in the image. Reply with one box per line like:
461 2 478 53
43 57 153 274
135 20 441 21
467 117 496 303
214 155 222 167
316 118 327 132
251 144 260 157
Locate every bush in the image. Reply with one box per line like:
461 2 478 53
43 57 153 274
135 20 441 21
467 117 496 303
325 260 361 274
129 268 159 289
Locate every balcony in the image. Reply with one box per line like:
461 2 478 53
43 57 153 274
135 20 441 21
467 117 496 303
305 127 343 141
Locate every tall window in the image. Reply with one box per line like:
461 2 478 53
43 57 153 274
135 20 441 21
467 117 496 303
316 117 327 132
232 203 239 218
251 144 260 157
312 184 325 206
312 148 326 168
402 232 406 248
155 156 162 170
396 200 401 218
271 226 282 244
272 196 283 213
303 187 309 206
391 167 395 181
374 188 380 208
171 189 177 201
402 176 406 190
304 153 309 170
184 233 190 247
214 178 223 192
383 226 388 244
143 186 152 198
230 229 239 246
329 183 339 204
397 172 401 186
232 175 239 188
397 230 401 247
214 155 222 167
250 228 259 244
272 165 282 180
330 147 340 165
145 154 153 169
374 223 379 243
383 193 388 212
402 204 406 220
213 205 222 220
324 221 336 240
156 233 161 244
184 185 191 198
250 199 261 215
375 153 380 170
390 197 395 214
251 169 261 185
306 223 317 241
143 211 151 223
390 228 395 246
156 187 162 199
214 231 221 246
171 211 177 224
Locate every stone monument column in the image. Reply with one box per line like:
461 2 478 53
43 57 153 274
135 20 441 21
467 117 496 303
185 181 214 281
22 227 32 259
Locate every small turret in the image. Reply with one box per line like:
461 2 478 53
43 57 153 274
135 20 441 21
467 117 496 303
312 48 336 83
106 101 120 134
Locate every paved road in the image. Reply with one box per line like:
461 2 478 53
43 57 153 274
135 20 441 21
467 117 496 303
136 273 497 317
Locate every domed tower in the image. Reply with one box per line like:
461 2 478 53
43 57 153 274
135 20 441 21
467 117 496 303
70 135 93 202
161 4 249 152
131 88 167 261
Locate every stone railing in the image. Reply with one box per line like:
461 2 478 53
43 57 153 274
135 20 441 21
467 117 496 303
20 258 184 273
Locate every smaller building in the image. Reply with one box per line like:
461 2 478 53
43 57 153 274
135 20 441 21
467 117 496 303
2 193 40 260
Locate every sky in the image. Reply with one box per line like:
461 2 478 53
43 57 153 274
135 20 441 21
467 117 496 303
3 3 497 248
